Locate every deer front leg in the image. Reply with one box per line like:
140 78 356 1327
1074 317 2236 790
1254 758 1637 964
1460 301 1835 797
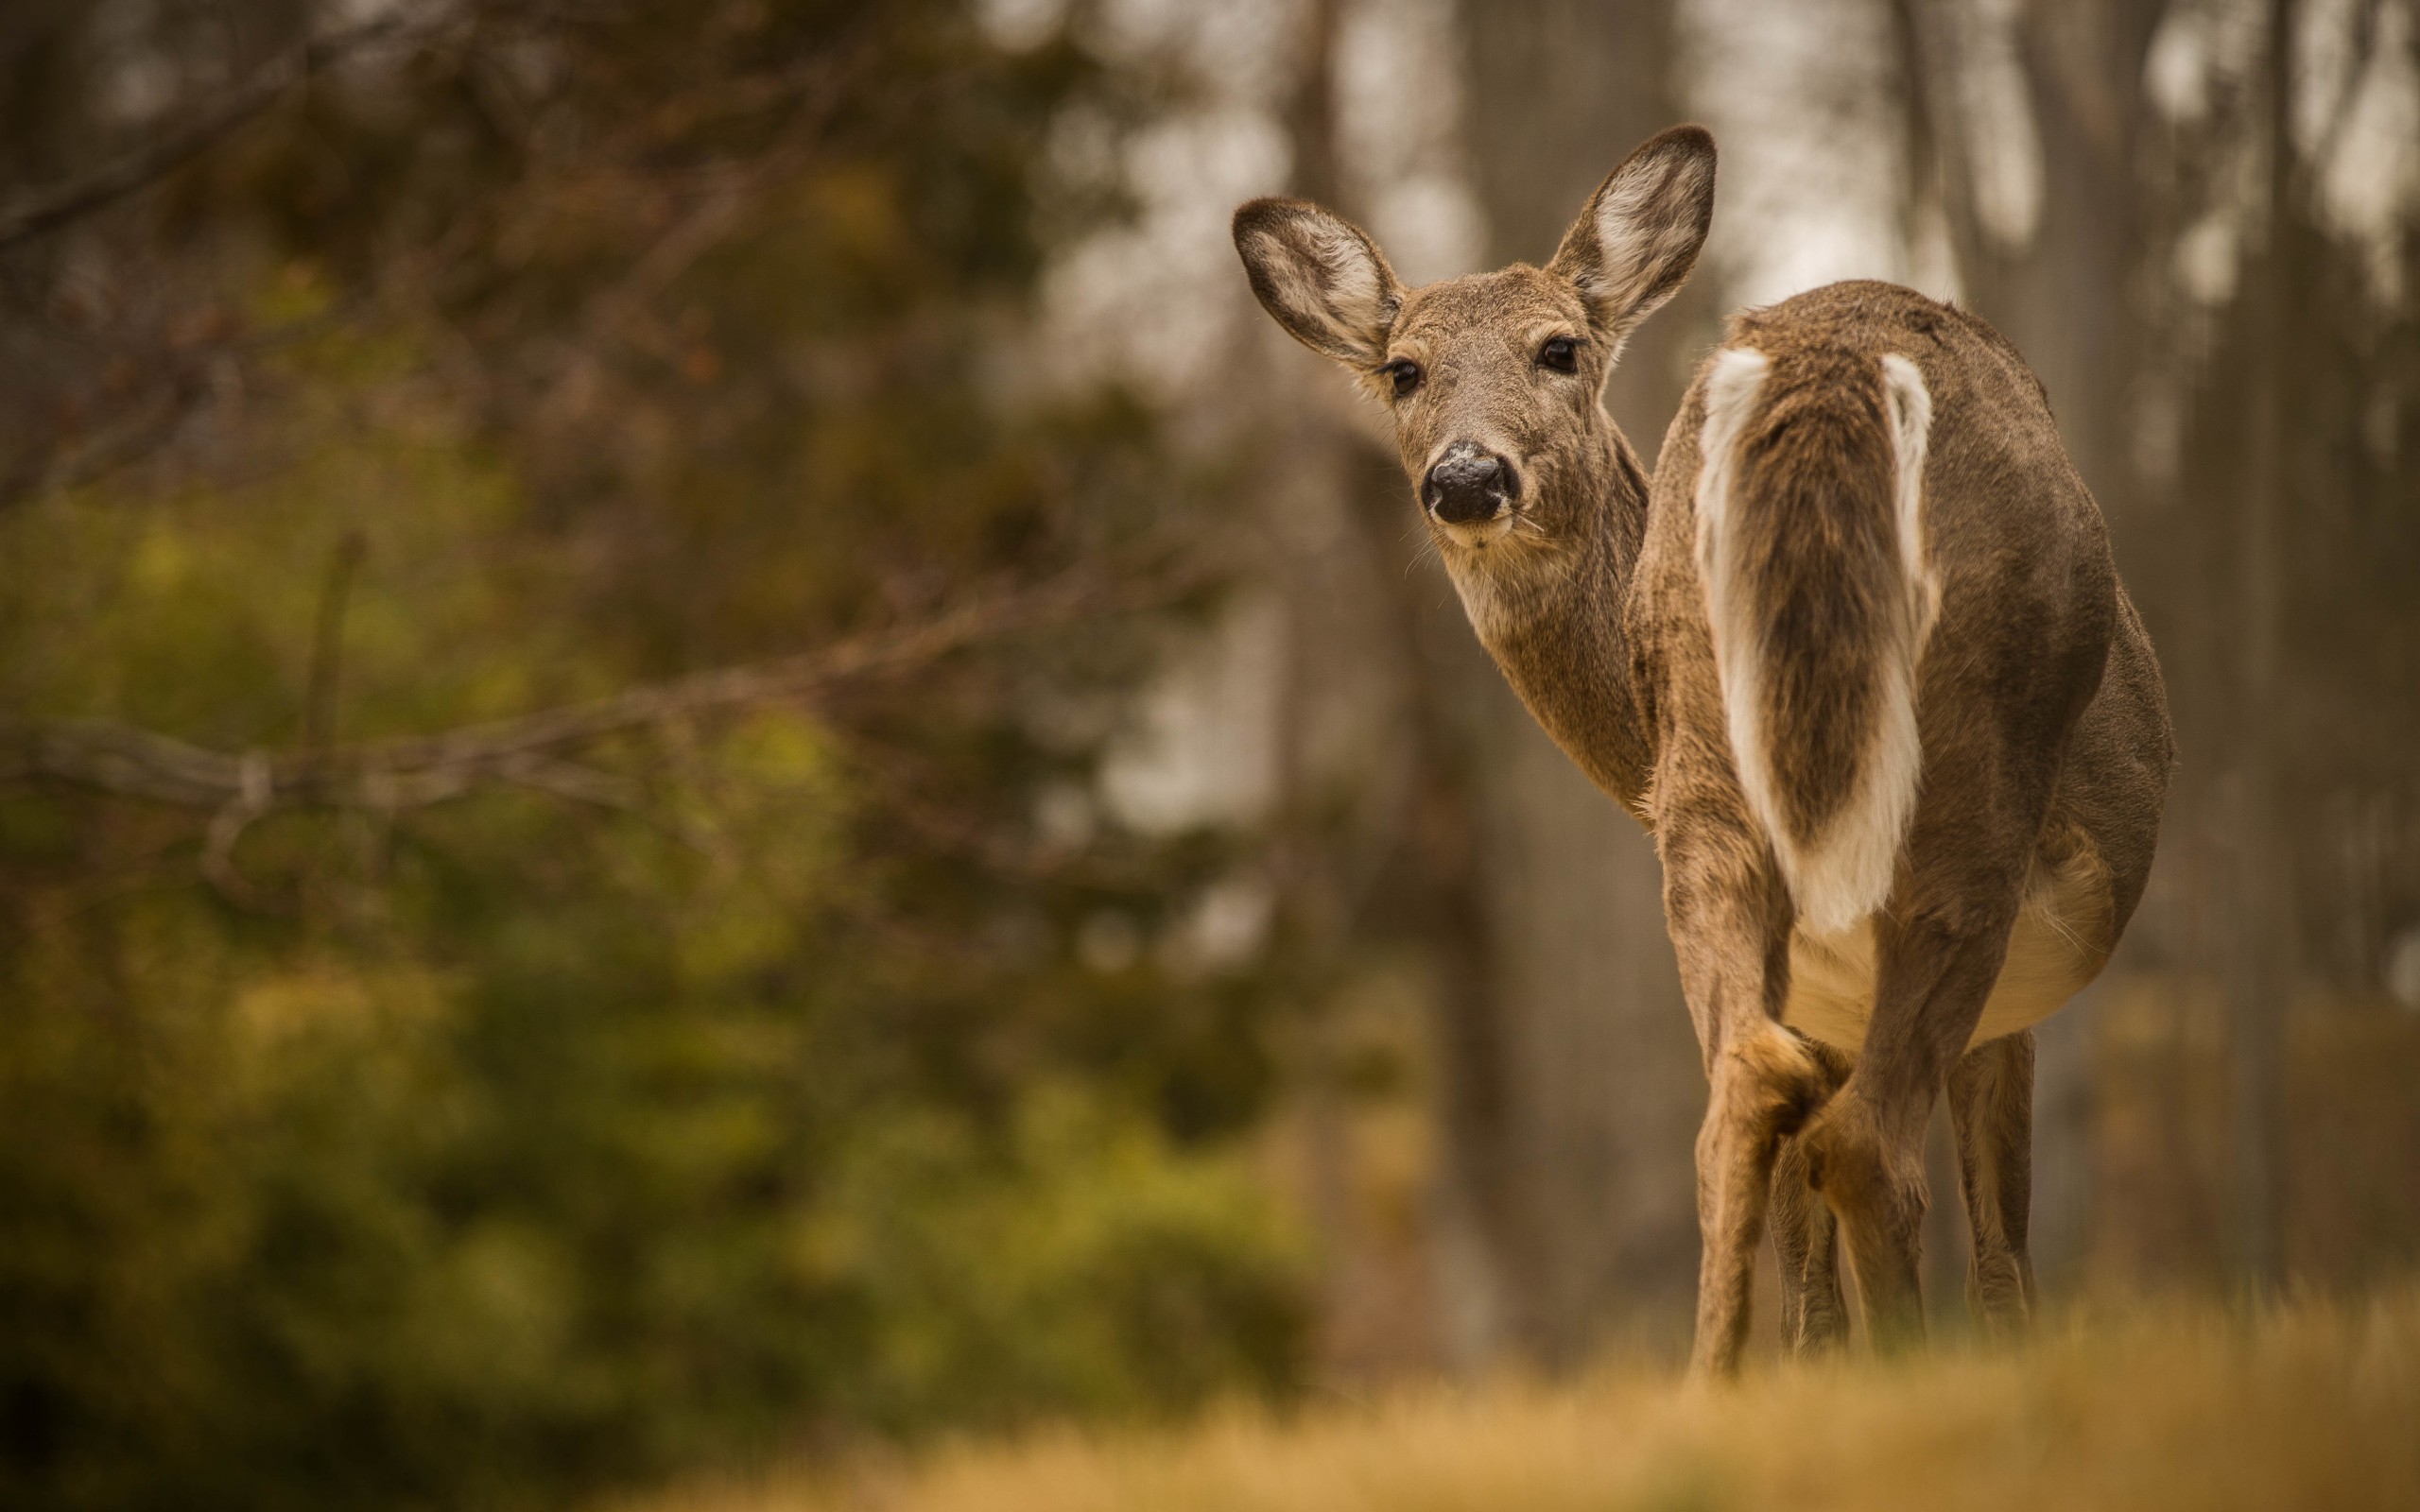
1769 1133 1841 1353
1948 1029 2037 1332
1770 1040 1852 1355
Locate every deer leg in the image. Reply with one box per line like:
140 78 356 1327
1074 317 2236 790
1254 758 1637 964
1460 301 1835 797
1770 1040 1852 1355
1658 806 1816 1380
1948 1029 2037 1333
1689 1018 1821 1377
1799 909 2017 1352
1770 1132 1843 1354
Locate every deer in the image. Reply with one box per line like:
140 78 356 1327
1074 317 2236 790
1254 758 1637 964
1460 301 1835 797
1232 125 2171 1376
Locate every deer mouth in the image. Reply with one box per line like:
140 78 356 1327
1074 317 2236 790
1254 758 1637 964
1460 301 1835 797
1433 508 1521 548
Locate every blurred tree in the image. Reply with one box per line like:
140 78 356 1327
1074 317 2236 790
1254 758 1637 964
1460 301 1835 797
0 3 1311 1508
1456 0 1708 1362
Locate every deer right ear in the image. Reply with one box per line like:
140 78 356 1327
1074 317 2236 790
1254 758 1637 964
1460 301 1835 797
1232 198 1403 369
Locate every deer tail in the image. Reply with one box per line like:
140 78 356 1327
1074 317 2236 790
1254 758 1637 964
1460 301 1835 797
1693 345 1937 936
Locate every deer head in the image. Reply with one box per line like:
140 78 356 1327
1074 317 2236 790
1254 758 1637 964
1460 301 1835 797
1233 126 1716 559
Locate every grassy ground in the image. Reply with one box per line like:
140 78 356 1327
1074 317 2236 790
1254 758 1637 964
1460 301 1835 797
624 1287 2420 1512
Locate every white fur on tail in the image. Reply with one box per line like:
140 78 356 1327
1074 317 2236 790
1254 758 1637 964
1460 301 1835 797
1695 350 1938 936
1879 355 1939 651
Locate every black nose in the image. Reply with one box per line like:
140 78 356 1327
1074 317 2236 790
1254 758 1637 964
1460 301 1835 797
1423 445 1512 525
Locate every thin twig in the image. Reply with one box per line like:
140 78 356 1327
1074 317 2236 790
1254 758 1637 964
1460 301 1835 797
199 750 274 906
303 530 367 750
0 8 457 249
2 552 1212 816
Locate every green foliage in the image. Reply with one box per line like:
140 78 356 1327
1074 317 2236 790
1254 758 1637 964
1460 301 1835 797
0 3 1305 1509
0 844 1305 1510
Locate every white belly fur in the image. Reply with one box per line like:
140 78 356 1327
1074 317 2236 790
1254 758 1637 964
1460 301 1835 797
1781 849 2112 1057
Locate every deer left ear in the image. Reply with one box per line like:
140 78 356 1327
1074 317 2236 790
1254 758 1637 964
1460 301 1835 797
1548 125 1717 350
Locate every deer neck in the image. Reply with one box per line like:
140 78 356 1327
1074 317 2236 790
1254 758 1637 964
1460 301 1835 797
1443 421 1656 817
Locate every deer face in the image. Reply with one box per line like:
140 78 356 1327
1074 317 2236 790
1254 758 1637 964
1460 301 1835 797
1379 269 1605 546
1234 126 1716 558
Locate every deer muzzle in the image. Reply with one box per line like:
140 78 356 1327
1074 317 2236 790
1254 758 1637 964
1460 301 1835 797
1423 442 1517 526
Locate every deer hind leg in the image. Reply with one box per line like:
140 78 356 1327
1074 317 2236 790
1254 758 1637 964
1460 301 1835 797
1691 1021 1823 1377
1948 1029 2037 1332
1798 902 2021 1352
1660 806 1818 1380
1771 1040 1853 1355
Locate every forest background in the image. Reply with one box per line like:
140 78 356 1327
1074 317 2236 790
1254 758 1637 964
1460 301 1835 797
4 1 2418 1508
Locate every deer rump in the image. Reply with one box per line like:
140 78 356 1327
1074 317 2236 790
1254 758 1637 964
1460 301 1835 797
1695 342 1934 937
1693 343 2103 1055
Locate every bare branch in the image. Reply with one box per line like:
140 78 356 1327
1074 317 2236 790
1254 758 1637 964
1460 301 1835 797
2 556 1207 815
0 9 457 249
303 530 368 750
199 751 275 907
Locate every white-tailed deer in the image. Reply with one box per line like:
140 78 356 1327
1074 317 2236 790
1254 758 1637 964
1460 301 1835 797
1234 126 2171 1375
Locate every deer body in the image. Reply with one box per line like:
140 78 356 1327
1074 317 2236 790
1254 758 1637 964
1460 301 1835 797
1235 129 2170 1376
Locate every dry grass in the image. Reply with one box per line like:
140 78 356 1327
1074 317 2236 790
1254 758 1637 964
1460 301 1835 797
628 1288 2420 1512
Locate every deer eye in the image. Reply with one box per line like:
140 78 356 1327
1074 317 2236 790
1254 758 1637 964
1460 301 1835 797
1381 358 1422 399
1538 336 1580 373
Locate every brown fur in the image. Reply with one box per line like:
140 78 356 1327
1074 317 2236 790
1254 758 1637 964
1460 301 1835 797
1729 345 1901 845
1233 126 2173 1375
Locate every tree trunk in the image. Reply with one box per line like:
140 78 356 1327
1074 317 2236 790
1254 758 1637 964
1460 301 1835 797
1455 0 1705 1361
2224 0 2295 1294
1272 0 1529 1371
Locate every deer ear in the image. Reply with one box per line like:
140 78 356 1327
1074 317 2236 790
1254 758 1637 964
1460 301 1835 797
1547 125 1717 348
1232 198 1404 369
